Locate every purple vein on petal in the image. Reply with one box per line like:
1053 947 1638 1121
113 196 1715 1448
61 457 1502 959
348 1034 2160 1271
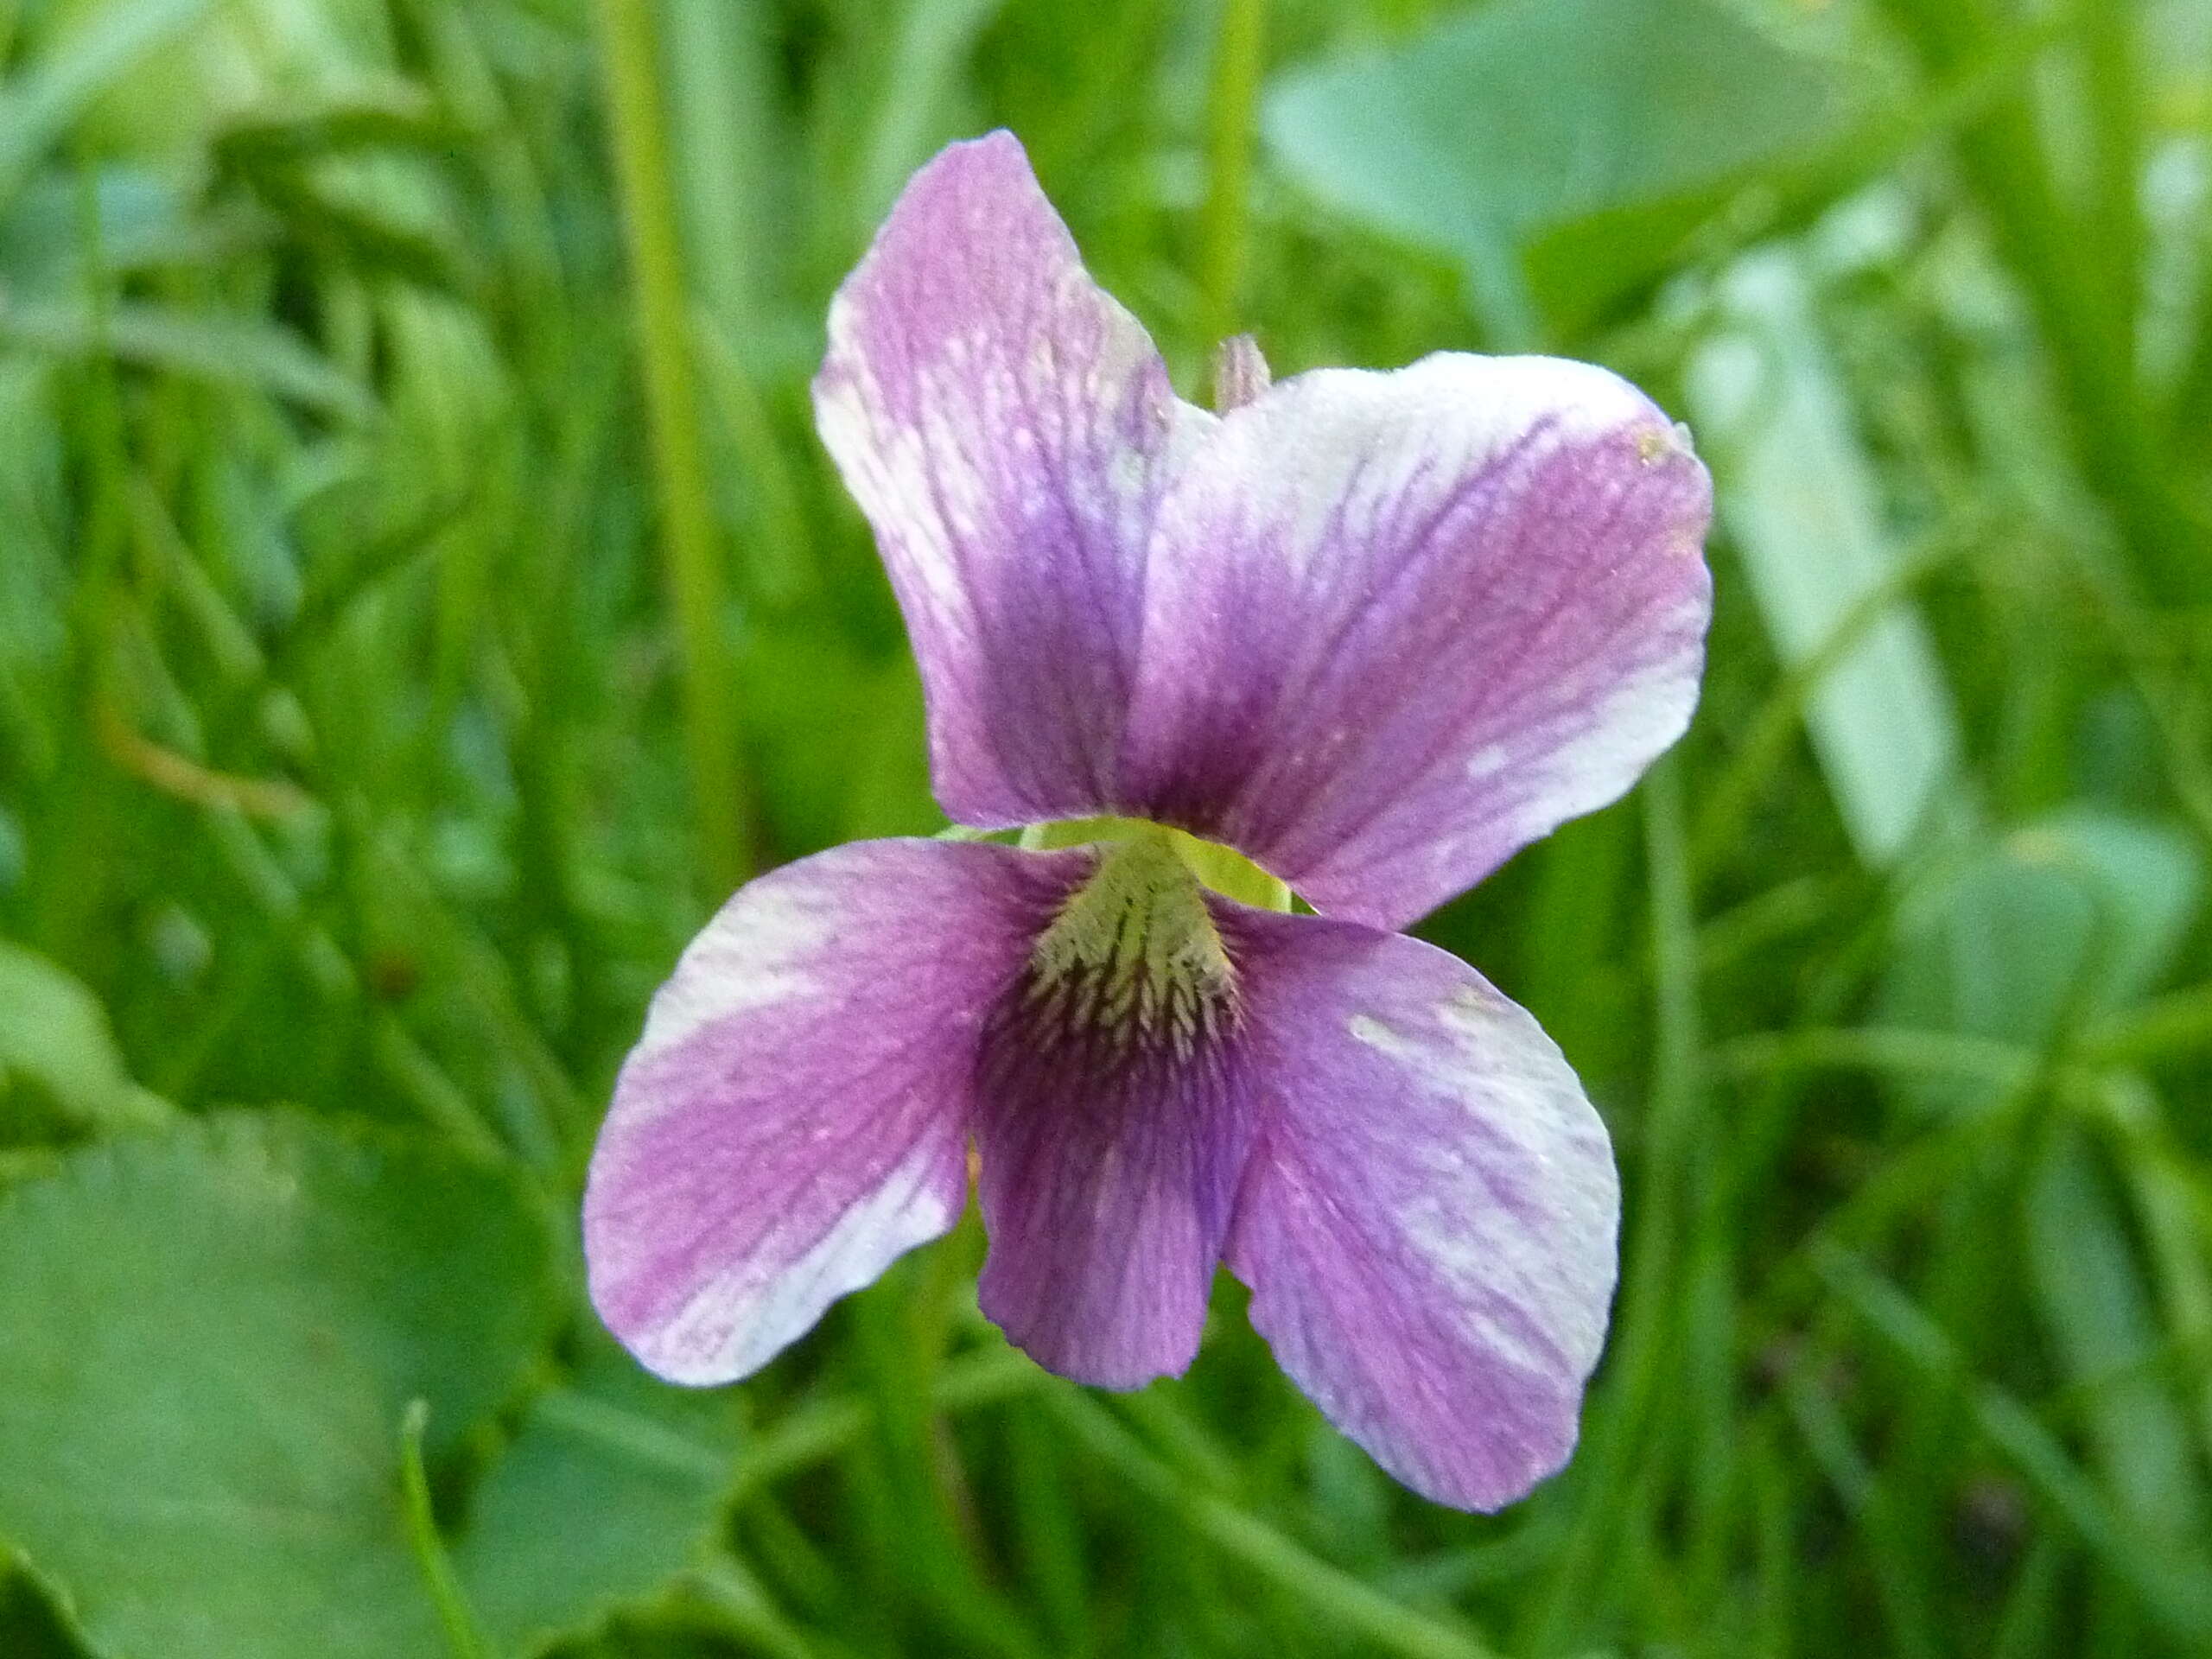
971 830 1257 1388
1121 353 1713 929
1220 904 1619 1510
584 836 1084 1384
813 130 1213 829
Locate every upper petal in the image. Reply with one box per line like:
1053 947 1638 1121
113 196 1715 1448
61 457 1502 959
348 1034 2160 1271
1121 353 1713 929
584 837 1069 1383
814 131 1215 828
1221 906 1619 1510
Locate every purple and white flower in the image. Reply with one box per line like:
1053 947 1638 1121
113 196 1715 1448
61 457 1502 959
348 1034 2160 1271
584 131 1712 1510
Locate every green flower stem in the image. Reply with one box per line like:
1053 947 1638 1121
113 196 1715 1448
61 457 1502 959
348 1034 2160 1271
1199 0 1268 348
684 1557 820 1659
593 0 749 895
398 1401 491 1659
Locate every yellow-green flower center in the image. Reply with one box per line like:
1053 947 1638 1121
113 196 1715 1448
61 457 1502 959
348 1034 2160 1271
1020 816 1292 911
1017 819 1288 1058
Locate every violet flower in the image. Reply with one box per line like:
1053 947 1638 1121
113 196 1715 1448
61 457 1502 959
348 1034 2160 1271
585 132 1712 1510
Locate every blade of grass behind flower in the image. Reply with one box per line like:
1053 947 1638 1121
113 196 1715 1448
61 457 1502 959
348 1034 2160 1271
854 0 1007 241
0 0 219 206
1042 1384 1515 1659
1818 1243 2212 1643
1685 245 1972 870
0 296 378 422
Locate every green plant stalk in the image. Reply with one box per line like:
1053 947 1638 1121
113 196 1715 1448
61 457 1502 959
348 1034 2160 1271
35 161 139 969
593 0 749 895
855 0 1006 239
852 1269 1041 1659
1818 1245 2212 1641
2107 1081 2212 1461
729 1347 1043 1498
398 1401 491 1659
1199 0 1267 348
697 312 814 603
685 1557 820 1659
1778 1367 1942 1657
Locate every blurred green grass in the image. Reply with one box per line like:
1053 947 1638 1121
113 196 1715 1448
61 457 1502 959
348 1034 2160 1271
3 0 2212 1656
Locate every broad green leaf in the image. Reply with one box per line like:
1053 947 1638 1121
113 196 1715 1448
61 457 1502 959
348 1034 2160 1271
2014 810 2205 1011
0 940 171 1139
456 1340 744 1657
1263 0 1868 340
0 1113 559 1659
0 1565 81 1659
1884 808 2204 1059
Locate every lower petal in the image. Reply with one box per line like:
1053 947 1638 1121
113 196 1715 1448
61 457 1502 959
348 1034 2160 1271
971 838 1258 1389
974 1034 1252 1389
1222 909 1619 1510
584 838 1071 1383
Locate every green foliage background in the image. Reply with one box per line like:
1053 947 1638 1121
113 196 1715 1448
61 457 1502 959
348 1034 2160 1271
3 0 2212 1654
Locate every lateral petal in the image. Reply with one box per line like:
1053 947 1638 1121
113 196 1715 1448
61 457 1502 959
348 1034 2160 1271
584 837 1071 1383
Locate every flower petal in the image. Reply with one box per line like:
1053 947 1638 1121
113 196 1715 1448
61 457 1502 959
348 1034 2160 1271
974 1047 1255 1389
974 1038 1255 1389
970 845 1257 1388
1122 353 1712 929
584 837 1069 1384
1222 906 1619 1510
814 131 1214 827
